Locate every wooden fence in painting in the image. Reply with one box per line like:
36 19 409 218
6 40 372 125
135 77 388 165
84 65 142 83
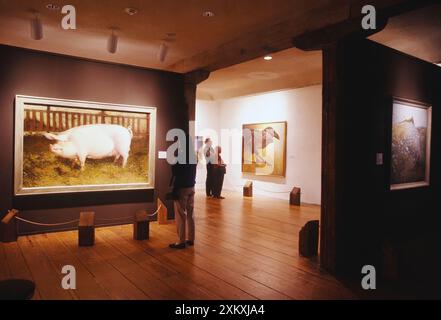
24 108 149 137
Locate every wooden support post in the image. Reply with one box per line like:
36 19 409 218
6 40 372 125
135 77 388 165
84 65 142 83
157 198 168 225
243 181 253 197
1 209 18 243
299 220 319 258
290 187 301 206
133 210 150 240
78 212 95 247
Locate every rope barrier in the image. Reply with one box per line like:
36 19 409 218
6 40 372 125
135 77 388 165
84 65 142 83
225 177 292 194
15 216 79 227
253 186 292 194
15 205 162 226
95 216 134 222
149 204 161 217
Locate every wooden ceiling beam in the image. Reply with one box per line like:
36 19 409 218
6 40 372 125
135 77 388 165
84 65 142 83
169 0 436 73
293 0 438 51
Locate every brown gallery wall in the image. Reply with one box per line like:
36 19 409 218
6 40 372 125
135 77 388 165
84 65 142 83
330 39 441 280
0 45 188 235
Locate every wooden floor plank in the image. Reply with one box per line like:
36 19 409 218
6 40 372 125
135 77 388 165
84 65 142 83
2 191 357 300
127 228 291 300
17 236 73 300
105 227 256 300
55 231 148 300
94 229 186 300
0 244 12 281
35 233 110 300
150 222 351 299
2 241 42 299
100 228 230 300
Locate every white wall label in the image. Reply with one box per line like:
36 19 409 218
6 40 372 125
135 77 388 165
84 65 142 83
376 153 383 165
158 151 167 159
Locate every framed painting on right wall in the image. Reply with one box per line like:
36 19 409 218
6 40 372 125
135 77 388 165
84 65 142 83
390 97 432 190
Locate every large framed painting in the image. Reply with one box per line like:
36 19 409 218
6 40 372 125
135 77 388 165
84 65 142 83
390 97 431 190
242 121 287 177
14 95 156 195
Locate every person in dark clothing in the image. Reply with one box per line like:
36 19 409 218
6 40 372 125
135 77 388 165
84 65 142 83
203 138 215 197
169 145 197 249
212 146 226 199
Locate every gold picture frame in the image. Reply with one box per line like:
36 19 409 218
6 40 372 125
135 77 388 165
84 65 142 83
242 121 287 177
14 95 156 196
390 97 431 190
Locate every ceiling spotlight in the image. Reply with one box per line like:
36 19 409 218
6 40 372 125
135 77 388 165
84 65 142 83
264 55 273 61
30 14 43 40
202 11 215 17
158 42 169 63
124 7 139 16
107 29 118 54
45 3 60 11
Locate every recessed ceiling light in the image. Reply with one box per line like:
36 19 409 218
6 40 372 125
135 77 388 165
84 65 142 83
264 55 273 61
202 11 215 17
45 3 60 10
124 7 139 16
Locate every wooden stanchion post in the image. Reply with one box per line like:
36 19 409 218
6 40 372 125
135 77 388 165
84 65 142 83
1 209 18 243
290 187 301 206
133 210 150 240
299 220 319 257
78 212 95 247
243 181 253 197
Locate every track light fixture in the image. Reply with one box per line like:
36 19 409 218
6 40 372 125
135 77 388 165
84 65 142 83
107 29 118 54
30 13 43 40
158 42 169 63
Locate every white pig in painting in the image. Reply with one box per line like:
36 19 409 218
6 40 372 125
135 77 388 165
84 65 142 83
44 124 133 170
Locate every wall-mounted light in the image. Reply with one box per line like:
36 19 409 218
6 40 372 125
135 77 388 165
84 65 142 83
30 14 43 40
158 42 169 63
263 55 273 61
107 29 118 54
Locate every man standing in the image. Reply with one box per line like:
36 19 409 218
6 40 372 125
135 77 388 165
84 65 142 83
203 138 215 197
169 145 197 249
212 146 226 199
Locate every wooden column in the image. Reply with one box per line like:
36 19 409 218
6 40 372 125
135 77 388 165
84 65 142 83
1 209 18 243
78 212 95 247
320 44 342 273
133 210 150 240
184 70 210 142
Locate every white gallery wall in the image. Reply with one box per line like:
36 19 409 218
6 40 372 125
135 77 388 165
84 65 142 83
195 84 322 204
